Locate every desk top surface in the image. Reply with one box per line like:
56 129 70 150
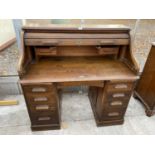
20 57 138 84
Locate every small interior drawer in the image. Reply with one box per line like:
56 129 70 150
35 47 57 59
97 46 119 55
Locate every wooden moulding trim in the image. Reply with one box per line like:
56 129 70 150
0 37 16 52
17 31 25 76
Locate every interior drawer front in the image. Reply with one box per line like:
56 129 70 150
102 107 126 121
97 47 119 55
22 83 55 94
25 38 129 46
106 91 132 101
35 47 57 57
31 113 59 125
25 93 57 105
106 81 135 92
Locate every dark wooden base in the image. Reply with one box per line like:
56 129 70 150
31 124 61 131
96 119 124 127
133 91 155 117
89 94 124 126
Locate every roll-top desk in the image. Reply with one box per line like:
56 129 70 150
18 25 139 131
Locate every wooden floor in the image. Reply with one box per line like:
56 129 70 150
21 57 138 83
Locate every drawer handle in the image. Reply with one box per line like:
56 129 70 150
34 97 48 102
35 105 56 111
108 112 119 116
113 93 125 98
115 84 128 89
38 117 51 121
32 87 46 92
36 105 49 110
110 101 123 106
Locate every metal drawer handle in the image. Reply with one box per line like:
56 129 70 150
36 105 49 110
110 101 123 106
115 84 128 89
108 112 119 116
38 117 51 121
113 93 125 98
32 87 46 92
34 97 48 102
36 105 56 111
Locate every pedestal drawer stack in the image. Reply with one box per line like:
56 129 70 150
90 80 136 126
22 83 60 131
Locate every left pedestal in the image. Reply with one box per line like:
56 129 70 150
21 83 61 131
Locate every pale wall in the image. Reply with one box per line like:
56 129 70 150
0 19 15 46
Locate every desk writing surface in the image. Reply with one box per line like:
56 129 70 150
20 57 138 84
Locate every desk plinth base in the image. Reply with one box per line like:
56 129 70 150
31 124 61 131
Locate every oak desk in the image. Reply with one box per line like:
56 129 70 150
18 25 139 131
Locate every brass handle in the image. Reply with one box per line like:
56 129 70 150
38 117 51 121
115 84 128 89
32 87 46 92
36 105 56 111
34 97 48 102
113 93 125 98
108 112 119 116
110 101 123 106
36 105 49 110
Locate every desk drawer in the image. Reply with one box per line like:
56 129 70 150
104 98 130 108
24 92 57 105
102 107 126 121
30 104 58 115
22 83 56 94
25 38 129 46
31 113 60 125
106 91 132 101
105 81 135 93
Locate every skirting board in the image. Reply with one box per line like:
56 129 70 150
0 37 16 52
